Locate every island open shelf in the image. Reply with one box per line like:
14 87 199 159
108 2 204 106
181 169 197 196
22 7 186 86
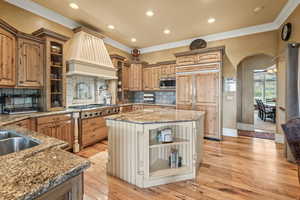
105 108 204 188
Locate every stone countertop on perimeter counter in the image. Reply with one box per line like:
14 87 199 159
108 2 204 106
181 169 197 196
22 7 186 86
105 108 205 124
0 126 90 200
0 109 80 127
0 103 176 127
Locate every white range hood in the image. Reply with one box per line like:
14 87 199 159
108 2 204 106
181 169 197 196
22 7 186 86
66 27 117 79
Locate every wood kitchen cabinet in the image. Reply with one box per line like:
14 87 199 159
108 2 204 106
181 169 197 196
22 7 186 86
110 54 130 103
132 104 144 111
176 75 193 107
36 173 83 200
4 119 36 131
175 47 224 140
123 63 130 90
143 66 161 91
160 62 176 78
129 62 144 91
32 28 69 111
151 66 161 90
81 117 107 148
37 114 74 148
0 21 16 87
143 67 152 90
120 105 133 113
17 37 44 87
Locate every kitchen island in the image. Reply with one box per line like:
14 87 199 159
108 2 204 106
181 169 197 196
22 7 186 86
105 108 204 188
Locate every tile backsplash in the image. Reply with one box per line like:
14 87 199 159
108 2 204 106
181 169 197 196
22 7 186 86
66 75 106 106
0 88 41 114
129 91 176 105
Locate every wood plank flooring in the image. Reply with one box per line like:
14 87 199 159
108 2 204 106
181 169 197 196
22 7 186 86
77 137 300 200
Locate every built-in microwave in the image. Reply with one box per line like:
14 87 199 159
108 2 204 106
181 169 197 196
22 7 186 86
159 77 176 89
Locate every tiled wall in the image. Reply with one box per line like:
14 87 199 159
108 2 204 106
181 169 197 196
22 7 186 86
129 91 176 105
0 88 41 113
66 75 106 106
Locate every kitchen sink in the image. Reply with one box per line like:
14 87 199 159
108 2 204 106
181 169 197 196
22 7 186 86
0 131 40 156
0 131 21 140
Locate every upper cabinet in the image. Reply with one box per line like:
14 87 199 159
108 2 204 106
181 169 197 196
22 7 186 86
110 54 130 103
0 22 16 87
175 48 222 66
0 19 46 89
142 61 176 91
151 66 161 90
17 36 44 87
129 62 144 91
143 67 152 90
32 28 70 111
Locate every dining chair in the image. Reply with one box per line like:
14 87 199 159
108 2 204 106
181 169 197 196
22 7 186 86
256 99 263 120
282 118 300 184
261 101 276 122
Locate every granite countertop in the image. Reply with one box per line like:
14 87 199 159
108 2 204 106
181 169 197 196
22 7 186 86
0 126 90 200
0 103 176 127
0 109 79 127
132 103 176 107
105 108 204 124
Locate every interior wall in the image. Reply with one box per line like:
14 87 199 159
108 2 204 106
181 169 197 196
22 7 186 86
236 54 275 124
0 1 131 60
140 31 278 130
276 4 300 136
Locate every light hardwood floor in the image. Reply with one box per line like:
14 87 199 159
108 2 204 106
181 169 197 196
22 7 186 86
77 137 300 200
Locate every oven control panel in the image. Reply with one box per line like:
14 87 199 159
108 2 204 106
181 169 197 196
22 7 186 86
81 106 120 119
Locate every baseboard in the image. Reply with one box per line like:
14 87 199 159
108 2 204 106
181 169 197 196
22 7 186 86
222 128 238 137
237 123 254 131
275 133 284 144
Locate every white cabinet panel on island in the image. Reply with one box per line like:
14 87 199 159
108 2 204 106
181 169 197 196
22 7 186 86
105 108 204 188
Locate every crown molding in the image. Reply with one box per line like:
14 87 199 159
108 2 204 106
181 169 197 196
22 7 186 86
5 0 300 54
273 0 300 28
140 0 300 54
102 37 132 53
140 22 277 54
5 0 132 53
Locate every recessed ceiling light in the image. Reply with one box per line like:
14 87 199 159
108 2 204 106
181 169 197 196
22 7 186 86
69 3 79 9
208 18 216 24
164 29 171 34
146 10 154 17
253 6 264 13
131 38 137 42
107 25 115 30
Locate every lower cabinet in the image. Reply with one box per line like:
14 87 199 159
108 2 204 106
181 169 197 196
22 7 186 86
120 105 133 113
36 173 83 200
5 119 36 131
132 105 144 111
37 114 74 148
81 117 107 148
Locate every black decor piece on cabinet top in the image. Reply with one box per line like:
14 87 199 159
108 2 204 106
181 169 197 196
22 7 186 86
190 39 207 50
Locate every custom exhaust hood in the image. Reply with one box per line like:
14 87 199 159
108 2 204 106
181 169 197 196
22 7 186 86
66 27 117 79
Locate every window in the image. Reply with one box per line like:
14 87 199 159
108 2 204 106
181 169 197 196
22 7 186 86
254 71 276 103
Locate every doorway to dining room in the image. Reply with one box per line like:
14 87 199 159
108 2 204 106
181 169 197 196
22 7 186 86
253 67 277 138
237 54 277 140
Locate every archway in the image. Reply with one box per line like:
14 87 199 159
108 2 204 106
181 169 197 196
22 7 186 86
236 54 276 137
